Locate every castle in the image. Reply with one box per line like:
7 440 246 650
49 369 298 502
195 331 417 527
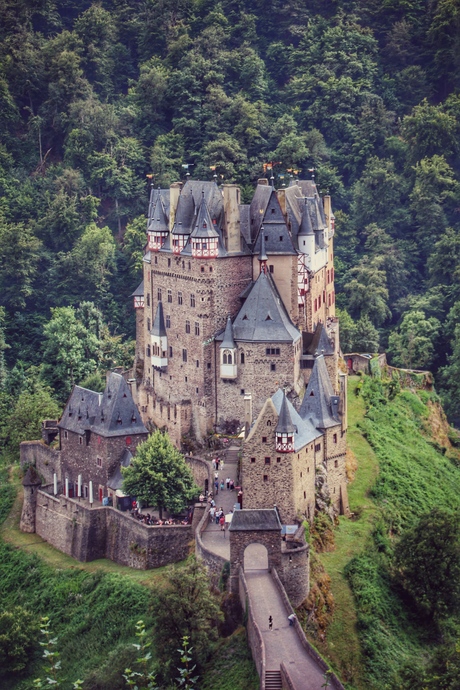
132 177 348 519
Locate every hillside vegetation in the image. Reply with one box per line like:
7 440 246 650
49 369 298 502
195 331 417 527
308 375 460 689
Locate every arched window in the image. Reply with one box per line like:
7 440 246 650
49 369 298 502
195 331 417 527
223 350 232 365
241 352 245 364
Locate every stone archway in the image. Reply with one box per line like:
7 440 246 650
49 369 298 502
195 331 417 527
244 542 269 571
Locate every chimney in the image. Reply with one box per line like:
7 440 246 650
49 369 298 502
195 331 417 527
244 394 252 438
169 182 183 232
257 178 269 186
222 184 241 254
323 195 332 234
277 188 287 218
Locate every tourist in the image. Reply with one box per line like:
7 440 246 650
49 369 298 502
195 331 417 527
237 490 243 508
288 613 296 626
199 493 204 502
269 615 273 630
230 479 234 491
209 506 216 522
215 458 219 470
226 477 230 490
219 514 225 533
220 480 225 492
214 480 219 494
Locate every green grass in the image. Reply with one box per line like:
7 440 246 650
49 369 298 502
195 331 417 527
311 377 380 689
319 375 460 690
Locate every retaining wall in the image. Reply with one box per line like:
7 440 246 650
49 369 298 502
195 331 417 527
35 489 192 569
239 569 266 690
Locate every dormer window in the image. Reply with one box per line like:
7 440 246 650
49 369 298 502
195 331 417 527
276 433 294 453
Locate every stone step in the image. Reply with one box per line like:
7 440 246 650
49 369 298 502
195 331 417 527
265 670 282 690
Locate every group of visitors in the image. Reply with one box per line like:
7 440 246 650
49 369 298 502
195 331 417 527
130 509 189 526
213 473 235 494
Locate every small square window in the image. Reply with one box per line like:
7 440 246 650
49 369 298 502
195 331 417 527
270 363 276 372
265 457 270 464
276 457 281 463
240 389 245 395
201 266 205 273
251 457 256 463
262 436 267 443
64 430 68 439
207 362 211 370
263 475 268 482
269 265 274 273
334 459 338 467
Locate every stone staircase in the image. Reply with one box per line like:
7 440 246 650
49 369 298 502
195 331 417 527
265 670 282 689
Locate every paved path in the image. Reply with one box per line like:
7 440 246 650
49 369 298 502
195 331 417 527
200 444 334 689
246 569 329 689
200 445 240 560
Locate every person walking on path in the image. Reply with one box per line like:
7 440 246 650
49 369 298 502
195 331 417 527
269 615 273 630
219 514 225 534
209 506 216 523
288 613 296 626
220 480 225 492
215 480 219 494
226 477 230 490
215 458 219 470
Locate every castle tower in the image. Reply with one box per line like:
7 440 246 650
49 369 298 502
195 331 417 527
151 301 168 369
20 465 42 533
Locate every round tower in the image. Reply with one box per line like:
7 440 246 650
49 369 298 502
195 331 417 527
20 465 42 534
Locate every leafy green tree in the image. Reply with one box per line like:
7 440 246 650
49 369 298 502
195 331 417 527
123 215 147 277
151 557 222 682
150 132 185 188
0 606 38 674
394 508 460 622
122 430 198 517
336 308 356 352
439 321 460 422
4 375 61 457
345 256 391 326
402 100 458 163
353 315 380 352
0 215 41 309
388 310 440 370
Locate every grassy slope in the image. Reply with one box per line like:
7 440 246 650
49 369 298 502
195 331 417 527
312 376 460 690
0 465 258 690
310 377 380 689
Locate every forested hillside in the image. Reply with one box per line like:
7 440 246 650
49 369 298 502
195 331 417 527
0 0 459 450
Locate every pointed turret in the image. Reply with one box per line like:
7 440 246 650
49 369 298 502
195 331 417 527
151 302 168 368
275 390 296 452
258 228 268 273
299 355 339 429
189 192 219 258
220 315 237 379
148 194 169 251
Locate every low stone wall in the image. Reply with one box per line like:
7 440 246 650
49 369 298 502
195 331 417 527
239 569 265 690
35 489 192 569
271 568 345 690
280 663 296 690
20 441 61 486
195 502 227 582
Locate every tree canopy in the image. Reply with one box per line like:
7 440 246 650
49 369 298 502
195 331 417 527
122 430 198 516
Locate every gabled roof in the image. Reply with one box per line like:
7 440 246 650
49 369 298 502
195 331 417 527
271 388 321 450
231 271 301 343
220 315 236 349
297 198 314 237
172 181 224 235
253 191 296 256
190 194 219 239
147 187 170 226
299 356 340 429
107 448 133 491
59 373 148 438
152 301 167 338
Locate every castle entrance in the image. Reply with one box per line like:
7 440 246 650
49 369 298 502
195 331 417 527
244 543 268 571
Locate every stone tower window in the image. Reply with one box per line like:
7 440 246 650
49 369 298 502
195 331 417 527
185 320 190 334
178 291 183 305
190 294 196 307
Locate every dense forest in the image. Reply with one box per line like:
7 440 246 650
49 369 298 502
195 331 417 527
0 0 460 442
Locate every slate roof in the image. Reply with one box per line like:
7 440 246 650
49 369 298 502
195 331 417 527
231 271 301 343
147 195 168 234
152 301 167 338
147 187 170 227
107 448 133 491
220 315 236 349
228 508 282 532
302 323 334 356
172 181 224 235
275 390 296 434
131 280 144 297
249 184 272 242
299 356 340 429
271 388 321 451
252 189 296 255
59 373 148 438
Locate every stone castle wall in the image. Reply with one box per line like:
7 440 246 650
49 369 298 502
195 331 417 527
34 489 192 569
20 441 61 485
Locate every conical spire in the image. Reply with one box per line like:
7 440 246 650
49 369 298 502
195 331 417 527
152 301 167 337
276 389 296 434
220 315 236 349
298 198 314 237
